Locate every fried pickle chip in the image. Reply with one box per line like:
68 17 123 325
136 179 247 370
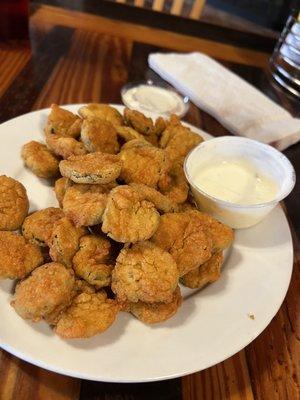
78 104 123 127
44 104 82 138
159 118 203 164
112 241 179 303
81 118 119 154
49 217 86 267
186 210 234 251
158 162 189 204
0 231 43 279
75 279 96 295
21 141 59 179
55 291 119 338
22 207 64 247
0 175 29 230
124 108 153 135
63 184 110 227
59 152 122 184
54 177 72 207
73 235 113 288
119 139 169 188
115 125 146 142
153 116 167 137
130 286 182 324
102 185 160 243
45 133 87 159
181 251 223 289
129 183 178 213
151 212 212 276
11 262 75 322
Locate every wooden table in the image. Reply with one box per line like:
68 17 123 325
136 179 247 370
0 2 299 399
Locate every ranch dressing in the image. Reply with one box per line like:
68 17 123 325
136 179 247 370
193 159 278 205
122 84 187 116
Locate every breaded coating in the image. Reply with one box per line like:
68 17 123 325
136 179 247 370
158 162 189 204
55 291 119 339
75 279 96 295
129 183 178 213
112 241 179 303
115 125 146 142
186 210 234 251
0 176 29 230
119 139 169 188
54 177 72 207
181 251 223 289
22 207 64 247
21 141 59 179
159 119 203 163
63 184 110 227
73 235 113 288
45 133 87 159
130 286 182 324
44 104 82 138
124 108 153 135
49 217 86 267
102 185 160 243
124 108 159 145
81 118 119 154
153 116 167 137
0 231 43 279
151 212 213 276
59 152 122 184
11 262 75 322
78 104 123 127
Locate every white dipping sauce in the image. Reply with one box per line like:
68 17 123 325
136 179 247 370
193 159 278 205
122 84 186 116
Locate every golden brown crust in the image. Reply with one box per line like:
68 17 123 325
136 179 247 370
150 212 213 276
181 251 223 289
158 162 189 204
159 119 203 164
185 210 234 251
101 185 160 243
49 217 87 267
129 183 178 213
21 141 59 179
112 241 179 303
55 291 119 338
62 184 109 226
73 235 113 288
11 262 75 321
78 104 123 127
44 104 82 138
45 133 87 159
81 118 119 154
115 125 146 142
0 231 43 279
59 152 122 184
54 177 72 207
130 286 182 324
0 175 29 230
22 207 65 247
124 108 153 136
119 139 169 188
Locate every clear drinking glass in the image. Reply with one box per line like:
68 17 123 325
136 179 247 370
269 9 300 98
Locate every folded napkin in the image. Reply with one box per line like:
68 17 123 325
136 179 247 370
148 52 300 150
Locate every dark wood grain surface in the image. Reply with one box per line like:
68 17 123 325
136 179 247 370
0 2 299 399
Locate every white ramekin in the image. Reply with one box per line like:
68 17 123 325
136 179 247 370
184 136 296 229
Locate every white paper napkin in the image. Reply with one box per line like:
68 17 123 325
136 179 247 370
148 52 300 150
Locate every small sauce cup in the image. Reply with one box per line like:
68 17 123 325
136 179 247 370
184 136 296 229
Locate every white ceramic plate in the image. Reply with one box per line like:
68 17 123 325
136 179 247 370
0 105 293 382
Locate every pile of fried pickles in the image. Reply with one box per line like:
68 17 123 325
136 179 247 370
0 104 233 339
